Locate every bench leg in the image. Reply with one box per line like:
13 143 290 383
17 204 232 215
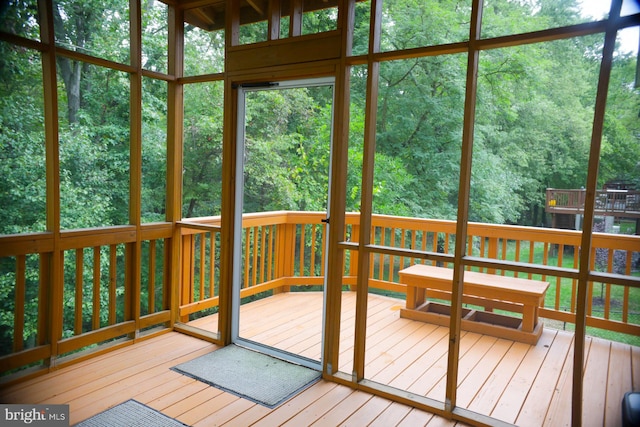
522 305 535 333
406 286 425 310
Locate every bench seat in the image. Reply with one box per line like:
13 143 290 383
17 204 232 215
399 264 550 344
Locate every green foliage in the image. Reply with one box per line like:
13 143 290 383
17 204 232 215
242 86 334 213
0 0 40 40
183 82 224 218
0 42 46 234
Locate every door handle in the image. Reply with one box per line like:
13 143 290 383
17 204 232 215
321 217 330 224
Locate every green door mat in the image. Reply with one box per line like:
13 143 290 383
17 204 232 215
74 400 188 427
171 345 321 408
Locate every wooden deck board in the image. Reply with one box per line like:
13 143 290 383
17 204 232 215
515 330 573 426
633 345 640 390
1 292 637 427
604 341 633 427
581 338 611 427
455 338 514 408
466 341 529 415
339 395 393 426
310 390 372 426
368 401 415 426
490 329 557 422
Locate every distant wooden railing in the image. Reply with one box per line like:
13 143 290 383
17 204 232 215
546 188 640 218
180 212 640 337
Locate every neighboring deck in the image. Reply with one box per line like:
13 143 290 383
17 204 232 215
2 292 639 426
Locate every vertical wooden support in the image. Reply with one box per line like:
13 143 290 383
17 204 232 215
290 0 303 37
353 0 380 381
322 0 354 377
229 0 240 46
268 0 281 41
572 1 619 425
218 34 239 344
38 0 61 368
130 0 143 337
167 4 184 326
446 0 482 413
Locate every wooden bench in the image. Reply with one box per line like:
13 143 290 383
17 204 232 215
398 264 550 344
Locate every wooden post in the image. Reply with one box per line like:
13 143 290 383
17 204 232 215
129 0 143 338
446 0 482 414
268 0 281 41
290 0 303 37
353 56 380 382
167 4 184 327
38 0 62 368
572 1 620 425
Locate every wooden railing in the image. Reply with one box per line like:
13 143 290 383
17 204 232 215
546 188 640 218
2 212 638 380
0 224 173 380
177 212 330 322
180 212 640 337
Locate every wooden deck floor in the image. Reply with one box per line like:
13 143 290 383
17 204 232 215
2 292 639 426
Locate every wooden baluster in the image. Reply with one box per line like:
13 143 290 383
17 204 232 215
514 240 521 278
180 235 194 322
260 226 267 283
556 244 564 310
38 254 49 347
75 248 84 335
622 251 631 323
605 248 613 320
310 224 317 277
300 224 306 278
252 226 259 286
149 240 156 313
267 225 274 282
109 245 117 325
389 228 395 281
14 255 26 352
542 242 549 282
487 237 498 275
244 227 251 288
528 241 535 279
500 238 507 275
199 233 206 301
209 232 217 298
92 246 101 330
